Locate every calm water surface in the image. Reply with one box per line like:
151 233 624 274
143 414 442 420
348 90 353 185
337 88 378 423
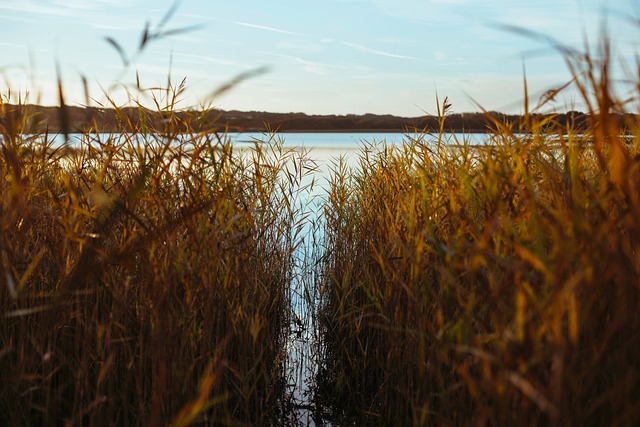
44 131 489 195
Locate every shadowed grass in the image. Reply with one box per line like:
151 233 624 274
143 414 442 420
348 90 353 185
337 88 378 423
0 5 319 423
0 90 316 425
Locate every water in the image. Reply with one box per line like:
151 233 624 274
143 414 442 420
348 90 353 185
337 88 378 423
228 131 406 148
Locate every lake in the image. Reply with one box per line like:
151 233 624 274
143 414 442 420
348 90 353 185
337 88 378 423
43 131 489 151
227 131 490 193
40 130 490 199
227 130 489 150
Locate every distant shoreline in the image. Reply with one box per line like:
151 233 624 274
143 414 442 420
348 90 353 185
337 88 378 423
1 104 629 134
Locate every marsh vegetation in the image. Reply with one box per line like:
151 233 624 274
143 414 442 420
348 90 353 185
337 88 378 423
314 39 640 425
1 10 640 426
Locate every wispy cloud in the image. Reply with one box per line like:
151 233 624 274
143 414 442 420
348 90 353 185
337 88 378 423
95 0 132 6
371 0 481 24
0 0 70 16
0 0 128 15
0 0 137 29
230 20 303 36
276 40 325 54
52 0 95 11
263 52 327 75
286 57 327 75
341 41 423 60
175 52 240 67
53 0 133 8
88 21 138 31
262 51 373 76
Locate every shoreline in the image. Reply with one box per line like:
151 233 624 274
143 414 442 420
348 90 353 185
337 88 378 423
1 103 607 135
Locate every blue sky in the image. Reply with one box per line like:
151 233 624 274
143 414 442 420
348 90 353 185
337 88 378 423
0 0 637 116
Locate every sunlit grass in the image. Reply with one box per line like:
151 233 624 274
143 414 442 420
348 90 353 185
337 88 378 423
316 36 640 425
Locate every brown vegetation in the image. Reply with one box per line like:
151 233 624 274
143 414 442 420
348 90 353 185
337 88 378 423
315 39 640 426
0 99 315 425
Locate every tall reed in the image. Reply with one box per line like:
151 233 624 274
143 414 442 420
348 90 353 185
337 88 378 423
0 91 313 424
316 37 640 425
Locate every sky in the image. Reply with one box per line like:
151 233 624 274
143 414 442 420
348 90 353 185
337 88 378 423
0 0 638 116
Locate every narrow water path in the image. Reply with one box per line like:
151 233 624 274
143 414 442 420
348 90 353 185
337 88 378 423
283 203 325 426
286 269 318 425
256 133 408 425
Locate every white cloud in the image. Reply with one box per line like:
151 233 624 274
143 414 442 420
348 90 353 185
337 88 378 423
96 0 132 6
340 41 423 61
53 0 95 10
370 0 477 23
175 52 240 67
230 21 303 36
0 0 70 16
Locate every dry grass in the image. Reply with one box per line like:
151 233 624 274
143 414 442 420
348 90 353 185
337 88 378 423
0 5 321 424
3 8 640 425
316 37 640 426
0 92 317 425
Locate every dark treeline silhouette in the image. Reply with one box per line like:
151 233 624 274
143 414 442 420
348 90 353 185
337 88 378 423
1 104 635 134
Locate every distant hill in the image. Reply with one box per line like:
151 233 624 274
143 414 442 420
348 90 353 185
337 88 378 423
0 104 624 135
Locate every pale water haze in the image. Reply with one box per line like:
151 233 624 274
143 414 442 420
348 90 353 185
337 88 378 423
0 0 637 115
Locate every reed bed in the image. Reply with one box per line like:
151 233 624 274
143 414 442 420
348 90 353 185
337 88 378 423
0 95 316 425
3 9 640 424
316 40 640 425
